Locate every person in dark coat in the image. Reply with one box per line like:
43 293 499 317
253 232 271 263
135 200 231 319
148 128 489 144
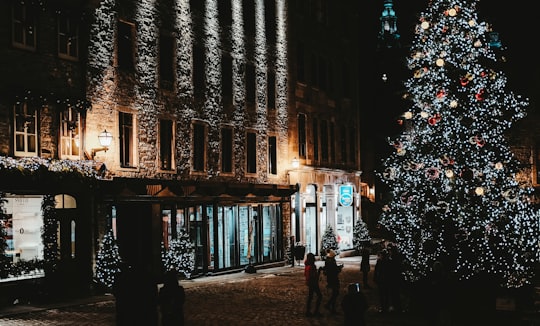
360 247 372 289
322 249 342 314
159 270 185 326
341 283 368 326
304 252 323 317
374 248 391 313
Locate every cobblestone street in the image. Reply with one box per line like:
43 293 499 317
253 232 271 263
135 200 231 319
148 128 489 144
0 260 538 326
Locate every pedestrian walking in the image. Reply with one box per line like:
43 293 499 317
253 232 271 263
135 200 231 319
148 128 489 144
374 248 391 313
304 252 323 317
360 246 371 289
159 270 185 326
341 283 368 326
322 249 343 314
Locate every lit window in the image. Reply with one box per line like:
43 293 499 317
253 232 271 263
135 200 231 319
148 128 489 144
60 107 81 159
13 102 38 157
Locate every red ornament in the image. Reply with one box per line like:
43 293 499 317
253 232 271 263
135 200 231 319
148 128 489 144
436 89 446 98
460 77 469 86
475 88 486 101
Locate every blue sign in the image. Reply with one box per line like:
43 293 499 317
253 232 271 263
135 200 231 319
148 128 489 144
339 185 354 207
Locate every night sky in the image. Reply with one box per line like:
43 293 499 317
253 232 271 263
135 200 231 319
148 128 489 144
388 0 538 101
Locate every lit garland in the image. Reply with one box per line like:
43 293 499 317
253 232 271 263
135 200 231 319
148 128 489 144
0 156 99 179
41 195 59 274
378 0 539 288
0 192 10 278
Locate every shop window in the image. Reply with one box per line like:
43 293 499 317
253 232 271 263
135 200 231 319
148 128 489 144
12 2 36 50
13 102 38 157
117 21 135 71
246 131 257 174
159 119 174 170
3 195 45 268
220 127 233 173
119 111 134 167
298 113 306 158
60 106 81 159
159 33 175 90
268 135 277 175
58 14 79 60
192 122 206 172
267 71 275 110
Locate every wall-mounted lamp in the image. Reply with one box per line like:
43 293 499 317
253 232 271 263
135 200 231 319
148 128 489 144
291 157 300 169
91 129 113 159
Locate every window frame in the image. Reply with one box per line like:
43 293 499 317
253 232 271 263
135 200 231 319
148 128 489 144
13 102 39 157
158 118 175 171
119 111 135 168
246 130 257 175
59 106 81 159
12 2 36 51
57 14 79 60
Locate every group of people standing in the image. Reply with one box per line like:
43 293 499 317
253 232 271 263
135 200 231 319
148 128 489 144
303 249 369 325
304 242 405 325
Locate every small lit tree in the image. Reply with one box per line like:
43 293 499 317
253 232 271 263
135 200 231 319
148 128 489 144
320 225 339 258
0 192 9 278
352 218 372 252
41 195 59 275
95 228 122 290
162 231 195 279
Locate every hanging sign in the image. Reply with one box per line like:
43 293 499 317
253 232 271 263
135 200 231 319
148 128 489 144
338 184 354 207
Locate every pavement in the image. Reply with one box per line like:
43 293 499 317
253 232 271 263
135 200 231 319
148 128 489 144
0 255 539 326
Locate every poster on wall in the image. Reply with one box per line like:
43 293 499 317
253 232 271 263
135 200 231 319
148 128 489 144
336 206 353 251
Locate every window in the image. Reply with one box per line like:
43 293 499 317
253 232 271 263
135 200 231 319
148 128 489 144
330 122 336 163
312 118 319 161
342 63 350 98
13 102 38 157
267 71 275 110
243 0 255 36
119 112 134 167
246 64 255 104
159 119 174 170
117 21 135 71
268 136 277 175
218 0 232 28
265 0 276 45
296 42 305 83
159 34 175 89
221 54 232 105
340 127 347 164
221 127 233 173
12 2 36 50
60 106 81 159
58 14 79 60
193 123 206 172
320 120 328 162
193 45 205 99
246 131 257 174
349 127 356 164
298 113 306 158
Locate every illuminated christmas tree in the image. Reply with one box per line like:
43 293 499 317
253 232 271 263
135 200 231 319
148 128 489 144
378 0 539 288
95 228 121 290
320 225 339 257
352 218 372 252
162 231 195 279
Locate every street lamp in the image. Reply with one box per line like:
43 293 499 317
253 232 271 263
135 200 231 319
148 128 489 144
91 129 113 159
